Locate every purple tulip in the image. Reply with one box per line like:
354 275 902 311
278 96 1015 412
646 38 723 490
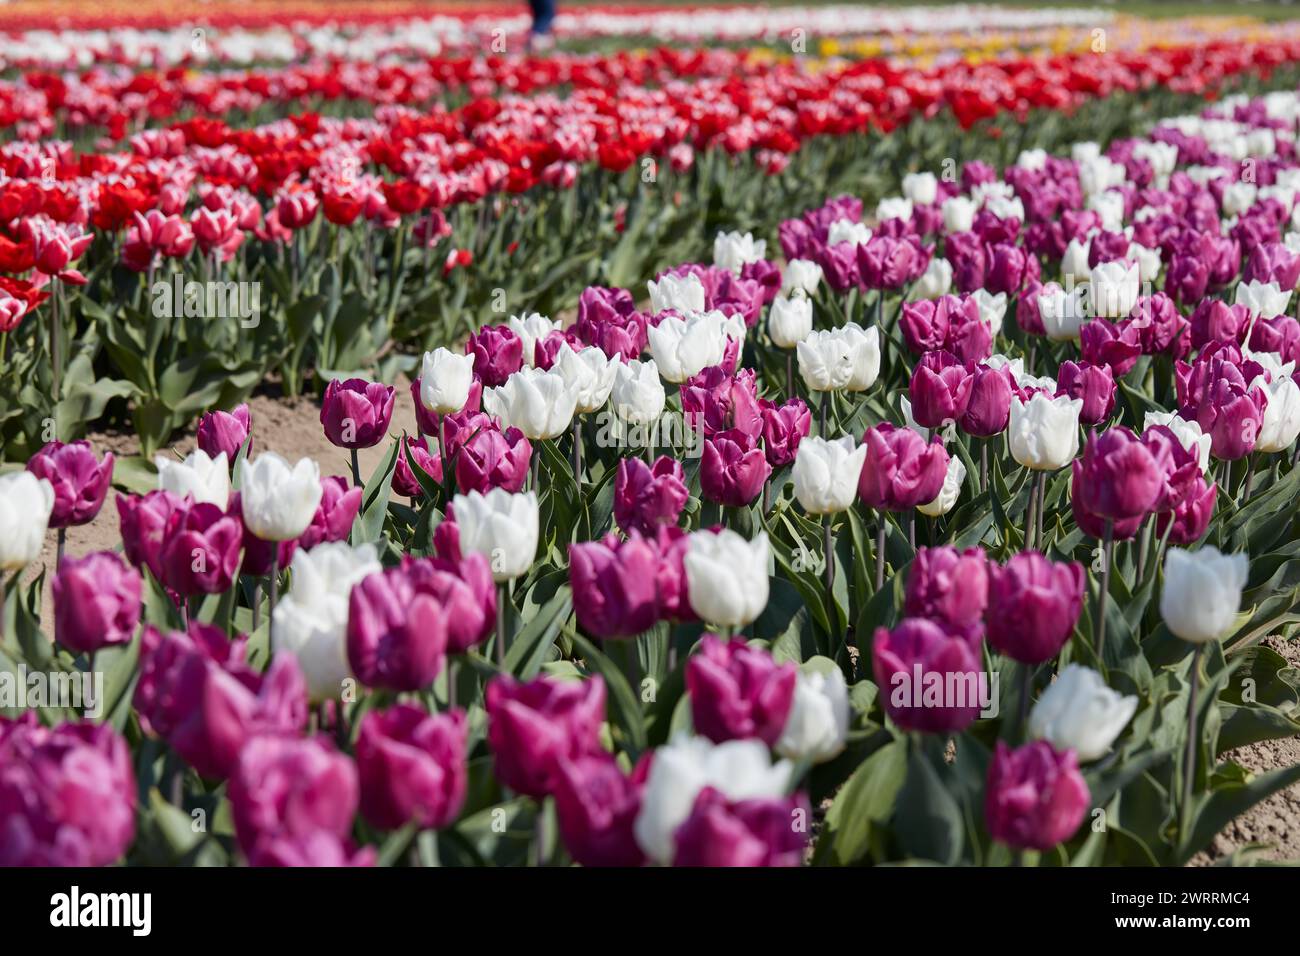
857 235 916 290
946 231 986 294
1166 253 1209 306
246 830 375 867
321 378 395 449
857 423 949 511
1079 319 1142 378
356 704 467 831
575 287 647 361
553 753 649 867
134 624 308 779
455 422 532 495
614 456 688 536
1250 315 1300 364
52 552 142 655
1188 299 1248 351
909 350 974 428
760 397 811 467
116 489 184 581
485 675 606 799
872 618 983 734
984 242 1032 295
1156 477 1217 545
196 404 251 461
570 532 662 639
465 324 524 387
904 547 988 635
297 476 363 552
1141 425 1203 514
652 526 696 622
686 635 797 745
673 787 811 867
960 363 1013 436
700 430 770 507
393 435 443 499
681 366 762 440
0 715 135 866
1056 361 1115 426
402 554 497 653
1197 376 1267 461
1070 461 1144 542
817 240 860 292
985 740 1089 851
985 552 1085 664
1129 293 1188 357
946 305 994 365
230 735 362 866
26 440 113 528
159 501 243 596
347 566 449 692
1244 241 1300 289
1076 427 1163 521
900 296 956 354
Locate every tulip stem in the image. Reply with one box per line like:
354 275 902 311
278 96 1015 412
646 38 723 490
269 554 280 620
980 441 988 494
1095 520 1114 666
56 528 65 569
251 582 262 633
822 513 835 625
535 797 551 867
496 583 508 667
447 658 457 711
1023 473 1038 551
1136 517 1150 585
874 517 886 592
1035 471 1045 551
571 417 583 484
1018 662 1033 740
786 351 794 400
1241 454 1256 504
50 279 62 401
350 448 362 488
820 392 829 438
1181 644 1204 840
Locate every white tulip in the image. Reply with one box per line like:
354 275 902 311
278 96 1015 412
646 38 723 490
1160 546 1249 644
1255 374 1300 453
271 542 381 701
683 528 770 628
984 194 1024 223
900 395 930 442
1071 141 1101 164
941 195 976 234
553 345 617 414
969 289 1007 337
713 230 766 274
156 448 230 509
611 359 666 425
910 256 953 300
1037 282 1090 341
840 323 881 392
1089 260 1140 319
1009 394 1082 471
917 455 967 517
901 171 938 206
0 472 53 571
647 272 706 316
1087 190 1126 232
793 436 868 515
1017 148 1048 171
782 259 823 296
1221 181 1258 217
1029 665 1138 762
776 667 850 764
876 196 913 223
647 311 733 383
508 313 556 368
768 293 814 349
827 219 871 247
1129 243 1163 284
238 453 323 542
633 735 792 864
1143 412 1212 474
1060 237 1092 284
797 328 853 392
419 347 475 414
1236 280 1291 321
483 366 577 440
452 488 539 582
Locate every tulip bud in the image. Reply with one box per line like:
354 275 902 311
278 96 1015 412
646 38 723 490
1029 664 1137 762
986 552 1085 664
26 441 114 528
553 753 649 867
52 552 142 655
569 532 661 639
484 366 578 440
793 435 868 514
156 448 230 509
985 740 1089 850
485 674 606 799
0 471 54 571
1075 427 1163 521
450 488 539 582
419 347 476 415
775 667 850 764
611 359 667 425
686 635 797 745
347 566 449 692
683 528 771 628
356 704 467 831
857 423 949 511
1159 546 1248 644
768 293 813 349
614 456 688 536
1008 394 1083 471
552 344 617 414
196 404 251 461
466 325 524 388
700 429 770 507
904 546 988 633
321 378 395 449
872 618 984 734
238 453 323 542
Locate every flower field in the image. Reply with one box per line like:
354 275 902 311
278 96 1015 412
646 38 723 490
6 0 1300 873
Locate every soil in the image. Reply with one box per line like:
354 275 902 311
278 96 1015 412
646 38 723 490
18 385 1300 865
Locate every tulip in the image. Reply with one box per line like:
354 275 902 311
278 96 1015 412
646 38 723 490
985 740 1089 851
0 471 51 572
1036 282 1089 340
451 488 539 582
942 196 976 233
52 552 142 656
1080 318 1142 377
553 754 648 867
1160 546 1248 645
1075 427 1163 521
1236 279 1291 320
986 552 1085 664
872 617 984 734
647 311 738 383
320 377 395 450
454 422 532 495
683 528 771 629
356 705 467 831
700 430 770 507
465 325 524 387
648 272 706 314
760 397 811 467
508 312 557 367
1029 664 1137 762
917 455 967 518
1008 394 1083 471
651 526 695 623
230 735 360 864
633 735 792 864
611 359 667 425
960 363 1013 437
911 257 953 299
1056 361 1115 426
298 476 363 551
419 347 476 415
909 350 974 428
196 404 251 461
484 366 577 441
392 436 443 499
238 453 323 542
782 259 823 295
116 489 183 580
485 674 606 799
403 554 497 654
569 532 661 638
673 787 811 867
768 293 813 349
1196 376 1267 461
797 323 880 393
1144 411 1212 474
272 542 381 702
1157 476 1217 545
614 456 688 536
0 716 135 866
681 366 762 439
1090 260 1140 319
155 448 230 509
159 502 243 596
347 565 449 692
793 435 868 515
857 423 949 511
1254 372 1300 452
553 344 617 414
775 667 850 764
900 296 958 354
904 546 988 634
135 624 308 779
1070 460 1144 543
686 635 797 745
26 440 113 528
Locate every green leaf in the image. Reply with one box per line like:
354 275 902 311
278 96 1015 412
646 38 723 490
813 738 906 866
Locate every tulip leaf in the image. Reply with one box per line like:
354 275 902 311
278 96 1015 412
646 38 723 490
893 739 965 865
1180 761 1300 864
813 737 907 866
352 437 399 545
568 631 648 755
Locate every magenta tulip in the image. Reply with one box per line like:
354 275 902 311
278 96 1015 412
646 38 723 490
857 423 949 511
872 618 984 734
614 456 688 536
26 440 113 528
985 740 1089 851
321 378 395 449
686 635 797 745
52 552 142 655
570 532 661 639
553 753 649 867
985 552 1085 664
673 787 811 867
356 704 467 831
484 675 606 799
196 404 251 461
347 566 449 692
